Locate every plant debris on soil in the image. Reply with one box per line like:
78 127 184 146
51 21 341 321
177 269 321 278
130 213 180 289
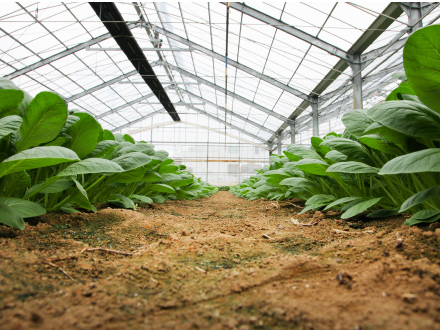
1 191 440 330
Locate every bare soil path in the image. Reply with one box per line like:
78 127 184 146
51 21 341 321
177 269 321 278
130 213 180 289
1 191 440 330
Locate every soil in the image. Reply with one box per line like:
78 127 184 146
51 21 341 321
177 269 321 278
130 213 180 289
1 191 440 330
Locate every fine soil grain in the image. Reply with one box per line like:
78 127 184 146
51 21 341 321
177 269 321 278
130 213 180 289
1 191 440 330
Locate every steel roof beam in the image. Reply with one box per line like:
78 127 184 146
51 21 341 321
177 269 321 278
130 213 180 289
90 2 180 121
176 88 275 135
224 2 351 62
150 24 310 101
267 3 404 143
3 23 140 80
163 62 293 124
96 85 173 120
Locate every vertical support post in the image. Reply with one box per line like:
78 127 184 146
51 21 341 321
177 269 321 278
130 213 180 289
349 54 363 110
401 2 423 33
276 134 282 156
289 122 296 144
310 97 319 137
267 142 274 158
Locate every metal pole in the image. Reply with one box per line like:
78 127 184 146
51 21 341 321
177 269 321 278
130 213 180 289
289 122 296 144
276 135 282 155
350 54 363 109
401 2 423 33
310 97 320 137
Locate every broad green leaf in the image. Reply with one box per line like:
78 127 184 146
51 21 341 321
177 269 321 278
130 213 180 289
400 185 440 212
1 171 31 194
169 179 194 188
380 149 440 175
57 158 124 177
363 122 408 148
341 110 372 138
103 130 115 140
109 167 145 183
65 112 101 158
0 202 25 230
283 151 300 161
359 134 402 156
404 210 440 226
159 164 179 174
385 82 416 101
0 146 79 178
324 197 364 210
151 194 166 203
44 136 70 147
60 207 80 214
148 183 175 194
294 158 332 176
113 133 125 143
367 101 440 140
0 90 22 117
17 91 67 151
141 172 162 183
112 152 151 171
403 25 440 114
109 194 136 209
131 195 153 204
325 150 348 163
112 143 155 158
0 197 46 218
285 144 323 160
40 179 74 193
123 134 135 144
311 137 331 156
88 140 119 158
341 197 382 219
321 137 373 165
392 71 407 82
160 173 182 182
305 194 335 206
327 161 379 174
154 150 169 160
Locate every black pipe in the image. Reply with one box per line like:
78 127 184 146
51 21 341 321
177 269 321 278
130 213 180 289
89 2 180 121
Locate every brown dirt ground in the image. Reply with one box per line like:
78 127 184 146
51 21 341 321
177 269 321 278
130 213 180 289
1 191 440 330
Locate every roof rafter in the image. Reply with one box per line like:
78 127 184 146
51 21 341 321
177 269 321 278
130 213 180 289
224 2 352 62
163 61 293 124
150 24 310 101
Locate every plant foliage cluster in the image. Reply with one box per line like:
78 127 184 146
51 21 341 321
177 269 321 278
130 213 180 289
0 79 217 230
231 25 440 226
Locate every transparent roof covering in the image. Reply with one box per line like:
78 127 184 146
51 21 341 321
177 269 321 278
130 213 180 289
1 2 440 150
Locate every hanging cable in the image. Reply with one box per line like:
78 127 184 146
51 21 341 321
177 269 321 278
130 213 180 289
225 2 230 144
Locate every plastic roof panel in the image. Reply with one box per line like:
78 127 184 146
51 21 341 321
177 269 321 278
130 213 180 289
1 2 439 148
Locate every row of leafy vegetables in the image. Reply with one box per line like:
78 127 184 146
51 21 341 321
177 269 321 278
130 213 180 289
231 25 440 227
0 79 217 230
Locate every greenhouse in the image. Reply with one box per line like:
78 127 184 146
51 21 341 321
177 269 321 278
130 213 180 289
1 2 440 329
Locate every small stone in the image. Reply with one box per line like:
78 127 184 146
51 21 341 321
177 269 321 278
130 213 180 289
395 238 403 249
30 312 43 323
429 222 440 230
262 234 272 240
402 293 417 303
435 228 440 237
181 230 189 236
334 258 343 264
313 211 325 220
422 231 434 238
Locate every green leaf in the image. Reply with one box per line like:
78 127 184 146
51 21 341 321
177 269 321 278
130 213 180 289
285 145 323 160
0 202 25 230
112 143 155 158
17 91 67 151
154 150 169 160
65 112 101 158
325 150 348 163
111 152 151 171
327 161 379 174
0 197 46 219
403 25 440 114
88 140 119 158
160 173 182 182
40 179 74 194
151 195 166 203
0 146 80 178
1 171 31 194
109 194 136 209
400 185 440 212
324 197 364 210
57 158 124 176
385 82 416 101
320 137 373 165
60 207 80 214
311 137 331 156
0 90 22 117
141 172 162 183
294 159 332 176
109 167 145 184
380 149 440 175
283 151 300 161
169 179 194 188
148 183 175 194
359 134 402 156
341 110 372 138
341 197 382 219
404 210 440 226
123 134 135 144
305 194 335 206
367 101 440 140
103 130 115 140
131 195 153 204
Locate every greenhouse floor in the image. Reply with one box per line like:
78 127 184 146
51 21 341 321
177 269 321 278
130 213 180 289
1 192 440 330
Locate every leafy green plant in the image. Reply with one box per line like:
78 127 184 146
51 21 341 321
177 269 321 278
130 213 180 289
232 25 440 226
0 79 217 230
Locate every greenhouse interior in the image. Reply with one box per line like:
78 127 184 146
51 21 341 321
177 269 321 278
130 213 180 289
2 2 440 329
